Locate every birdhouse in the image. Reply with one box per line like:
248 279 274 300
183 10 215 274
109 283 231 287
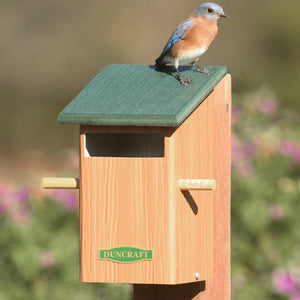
43 64 231 285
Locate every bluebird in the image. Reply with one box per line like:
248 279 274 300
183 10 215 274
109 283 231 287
155 2 228 85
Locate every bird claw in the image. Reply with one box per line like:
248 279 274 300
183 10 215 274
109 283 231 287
193 66 212 76
178 77 192 85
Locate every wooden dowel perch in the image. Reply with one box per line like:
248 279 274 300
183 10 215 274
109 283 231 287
179 179 216 190
42 177 80 189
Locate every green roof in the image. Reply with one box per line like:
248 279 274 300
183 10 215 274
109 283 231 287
58 64 227 127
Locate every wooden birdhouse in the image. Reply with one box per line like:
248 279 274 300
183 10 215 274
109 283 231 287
43 64 231 287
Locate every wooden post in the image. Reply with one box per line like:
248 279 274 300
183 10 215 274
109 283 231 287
133 75 231 299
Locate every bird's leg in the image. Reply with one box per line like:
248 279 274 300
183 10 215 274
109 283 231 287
175 67 192 85
192 61 212 76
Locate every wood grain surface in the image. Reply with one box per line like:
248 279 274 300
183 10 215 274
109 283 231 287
134 74 231 298
79 84 216 284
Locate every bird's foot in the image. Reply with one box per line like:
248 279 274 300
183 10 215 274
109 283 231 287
176 67 192 85
178 76 192 85
193 66 212 76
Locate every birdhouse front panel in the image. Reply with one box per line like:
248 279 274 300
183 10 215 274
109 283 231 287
79 125 174 284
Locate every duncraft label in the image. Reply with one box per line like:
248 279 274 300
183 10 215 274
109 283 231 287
99 247 153 263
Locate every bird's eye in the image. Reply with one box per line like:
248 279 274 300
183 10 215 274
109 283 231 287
208 8 213 13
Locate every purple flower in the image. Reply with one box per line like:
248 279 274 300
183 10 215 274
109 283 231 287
0 184 32 222
258 98 278 115
280 141 296 156
279 141 300 164
14 187 29 203
231 134 255 176
52 190 78 211
274 271 297 294
62 192 77 211
243 142 255 158
232 106 242 123
231 134 243 163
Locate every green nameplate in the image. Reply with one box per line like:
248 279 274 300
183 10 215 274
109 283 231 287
99 247 153 263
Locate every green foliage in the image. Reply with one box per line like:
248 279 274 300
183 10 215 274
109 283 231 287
231 91 300 299
0 188 131 300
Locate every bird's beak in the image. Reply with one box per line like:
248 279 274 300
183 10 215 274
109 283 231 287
220 13 229 18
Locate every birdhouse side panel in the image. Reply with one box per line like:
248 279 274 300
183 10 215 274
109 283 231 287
172 92 215 283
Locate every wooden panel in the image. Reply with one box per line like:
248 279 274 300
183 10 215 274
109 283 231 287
134 74 231 298
197 74 231 300
172 88 214 283
79 125 175 284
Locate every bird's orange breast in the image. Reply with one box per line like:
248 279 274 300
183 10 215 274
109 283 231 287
169 17 218 59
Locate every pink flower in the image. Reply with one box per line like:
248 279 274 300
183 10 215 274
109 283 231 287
258 98 278 115
236 161 254 176
231 134 243 163
279 141 300 164
274 271 297 294
231 134 255 176
52 190 78 211
62 192 77 211
0 184 31 222
14 187 29 203
232 106 242 123
0 184 14 205
280 141 296 156
243 142 255 158
40 251 55 267
11 208 29 223
269 204 284 221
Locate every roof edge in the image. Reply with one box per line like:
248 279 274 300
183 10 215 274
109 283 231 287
57 113 179 127
175 66 227 126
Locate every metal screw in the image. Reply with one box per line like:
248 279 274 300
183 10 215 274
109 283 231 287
226 103 230 112
195 272 200 280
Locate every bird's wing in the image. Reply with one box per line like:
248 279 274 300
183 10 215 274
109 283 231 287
156 19 194 64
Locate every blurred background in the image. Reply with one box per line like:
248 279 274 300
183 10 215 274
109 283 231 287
0 0 299 299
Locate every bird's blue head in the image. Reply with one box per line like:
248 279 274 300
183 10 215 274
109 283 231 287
193 2 228 21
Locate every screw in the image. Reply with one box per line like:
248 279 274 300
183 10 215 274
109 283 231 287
195 272 200 280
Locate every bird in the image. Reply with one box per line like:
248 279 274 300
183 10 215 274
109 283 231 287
155 2 228 85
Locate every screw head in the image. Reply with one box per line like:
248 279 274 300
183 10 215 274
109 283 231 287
226 103 230 112
195 272 200 280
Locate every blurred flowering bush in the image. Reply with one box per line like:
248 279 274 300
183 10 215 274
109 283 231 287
231 91 300 299
0 90 299 299
0 183 131 300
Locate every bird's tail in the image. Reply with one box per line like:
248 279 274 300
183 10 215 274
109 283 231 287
155 54 165 69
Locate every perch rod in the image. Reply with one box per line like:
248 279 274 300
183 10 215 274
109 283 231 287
42 177 79 189
179 179 216 190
